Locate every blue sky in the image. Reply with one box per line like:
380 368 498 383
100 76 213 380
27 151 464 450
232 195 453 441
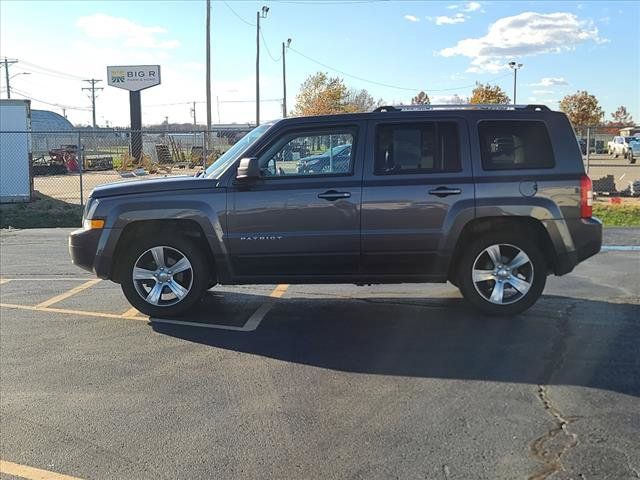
1 0 637 126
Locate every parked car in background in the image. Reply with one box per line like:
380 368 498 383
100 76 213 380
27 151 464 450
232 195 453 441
628 137 640 164
607 136 639 162
297 144 352 174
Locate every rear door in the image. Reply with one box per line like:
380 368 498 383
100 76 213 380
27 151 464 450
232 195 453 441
226 121 365 278
361 117 474 277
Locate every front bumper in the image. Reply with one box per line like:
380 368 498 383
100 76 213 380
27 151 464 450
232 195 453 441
68 227 102 274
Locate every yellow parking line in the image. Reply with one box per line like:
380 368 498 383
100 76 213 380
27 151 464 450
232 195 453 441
35 279 101 308
0 459 84 480
0 303 148 321
122 306 141 317
270 284 289 298
0 278 10 285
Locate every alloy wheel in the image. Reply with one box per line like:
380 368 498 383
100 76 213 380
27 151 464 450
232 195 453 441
471 244 534 305
132 246 193 307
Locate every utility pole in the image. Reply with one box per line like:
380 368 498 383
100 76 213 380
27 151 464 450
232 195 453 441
256 5 269 126
3 57 18 99
82 79 103 127
205 0 212 134
282 39 291 118
191 101 197 126
508 61 523 105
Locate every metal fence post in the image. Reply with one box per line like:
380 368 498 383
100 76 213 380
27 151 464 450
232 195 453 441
78 130 84 207
585 126 590 174
203 130 208 170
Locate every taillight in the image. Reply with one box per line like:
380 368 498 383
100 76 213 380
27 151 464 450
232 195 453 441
580 174 593 218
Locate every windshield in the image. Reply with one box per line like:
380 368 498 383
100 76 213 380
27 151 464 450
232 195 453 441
204 123 272 179
626 137 639 143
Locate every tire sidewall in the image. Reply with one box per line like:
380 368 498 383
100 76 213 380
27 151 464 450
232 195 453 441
120 235 209 317
458 232 547 316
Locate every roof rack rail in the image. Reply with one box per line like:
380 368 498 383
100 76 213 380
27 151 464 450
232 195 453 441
373 104 550 112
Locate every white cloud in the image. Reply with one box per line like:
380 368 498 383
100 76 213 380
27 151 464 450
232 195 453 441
463 2 482 12
439 12 604 72
76 14 180 49
533 89 554 95
466 57 507 73
431 93 466 104
447 2 481 11
404 14 419 22
431 13 467 25
531 77 568 87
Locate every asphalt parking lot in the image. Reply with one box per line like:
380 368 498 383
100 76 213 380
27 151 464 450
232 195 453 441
1 228 639 480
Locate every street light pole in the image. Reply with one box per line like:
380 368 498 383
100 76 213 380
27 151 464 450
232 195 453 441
508 61 523 105
282 38 291 118
206 0 212 133
256 5 269 126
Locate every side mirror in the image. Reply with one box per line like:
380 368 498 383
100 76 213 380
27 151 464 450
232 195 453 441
236 157 260 181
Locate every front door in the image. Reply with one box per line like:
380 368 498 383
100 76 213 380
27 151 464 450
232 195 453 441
361 118 474 277
227 122 365 279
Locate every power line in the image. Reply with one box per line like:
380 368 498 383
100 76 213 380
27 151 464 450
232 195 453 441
222 1 255 26
20 60 86 80
260 29 281 62
11 88 91 111
288 46 511 93
222 0 282 61
145 98 282 108
20 65 82 82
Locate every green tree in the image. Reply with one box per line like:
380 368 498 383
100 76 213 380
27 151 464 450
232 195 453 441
469 83 510 104
559 91 604 126
411 91 430 105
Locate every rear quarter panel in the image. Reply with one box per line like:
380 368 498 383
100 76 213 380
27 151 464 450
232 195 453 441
467 111 585 260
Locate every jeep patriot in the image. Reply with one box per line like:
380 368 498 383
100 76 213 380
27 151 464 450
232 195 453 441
69 104 602 317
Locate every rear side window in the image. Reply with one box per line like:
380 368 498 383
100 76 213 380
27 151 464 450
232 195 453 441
375 122 461 174
478 121 554 170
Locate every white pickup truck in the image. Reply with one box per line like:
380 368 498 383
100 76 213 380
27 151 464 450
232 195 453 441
608 136 640 163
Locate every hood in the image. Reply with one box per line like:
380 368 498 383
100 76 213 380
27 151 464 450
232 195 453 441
91 175 218 199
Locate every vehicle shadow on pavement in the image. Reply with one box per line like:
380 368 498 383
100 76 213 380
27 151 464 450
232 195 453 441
152 292 640 396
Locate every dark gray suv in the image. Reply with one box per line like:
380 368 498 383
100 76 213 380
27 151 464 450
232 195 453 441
69 104 602 317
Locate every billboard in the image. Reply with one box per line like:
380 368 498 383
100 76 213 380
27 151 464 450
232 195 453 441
107 65 161 91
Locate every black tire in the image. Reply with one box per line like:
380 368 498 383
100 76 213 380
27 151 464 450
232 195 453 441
457 232 547 316
120 235 209 318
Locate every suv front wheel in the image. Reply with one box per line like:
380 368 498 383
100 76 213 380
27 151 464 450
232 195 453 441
120 235 209 318
458 233 547 316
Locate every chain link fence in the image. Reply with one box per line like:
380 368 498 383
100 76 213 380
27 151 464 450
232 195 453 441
2 123 638 227
1 127 252 206
576 125 640 196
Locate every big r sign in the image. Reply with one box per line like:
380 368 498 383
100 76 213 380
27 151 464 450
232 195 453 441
107 65 161 91
106 65 161 160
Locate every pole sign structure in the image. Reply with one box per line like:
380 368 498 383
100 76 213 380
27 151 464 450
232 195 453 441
107 65 161 160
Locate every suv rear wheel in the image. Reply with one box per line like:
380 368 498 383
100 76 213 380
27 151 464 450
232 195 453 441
120 235 209 318
458 232 547 316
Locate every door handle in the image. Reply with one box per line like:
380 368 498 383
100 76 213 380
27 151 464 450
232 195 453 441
318 190 351 201
428 186 462 197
